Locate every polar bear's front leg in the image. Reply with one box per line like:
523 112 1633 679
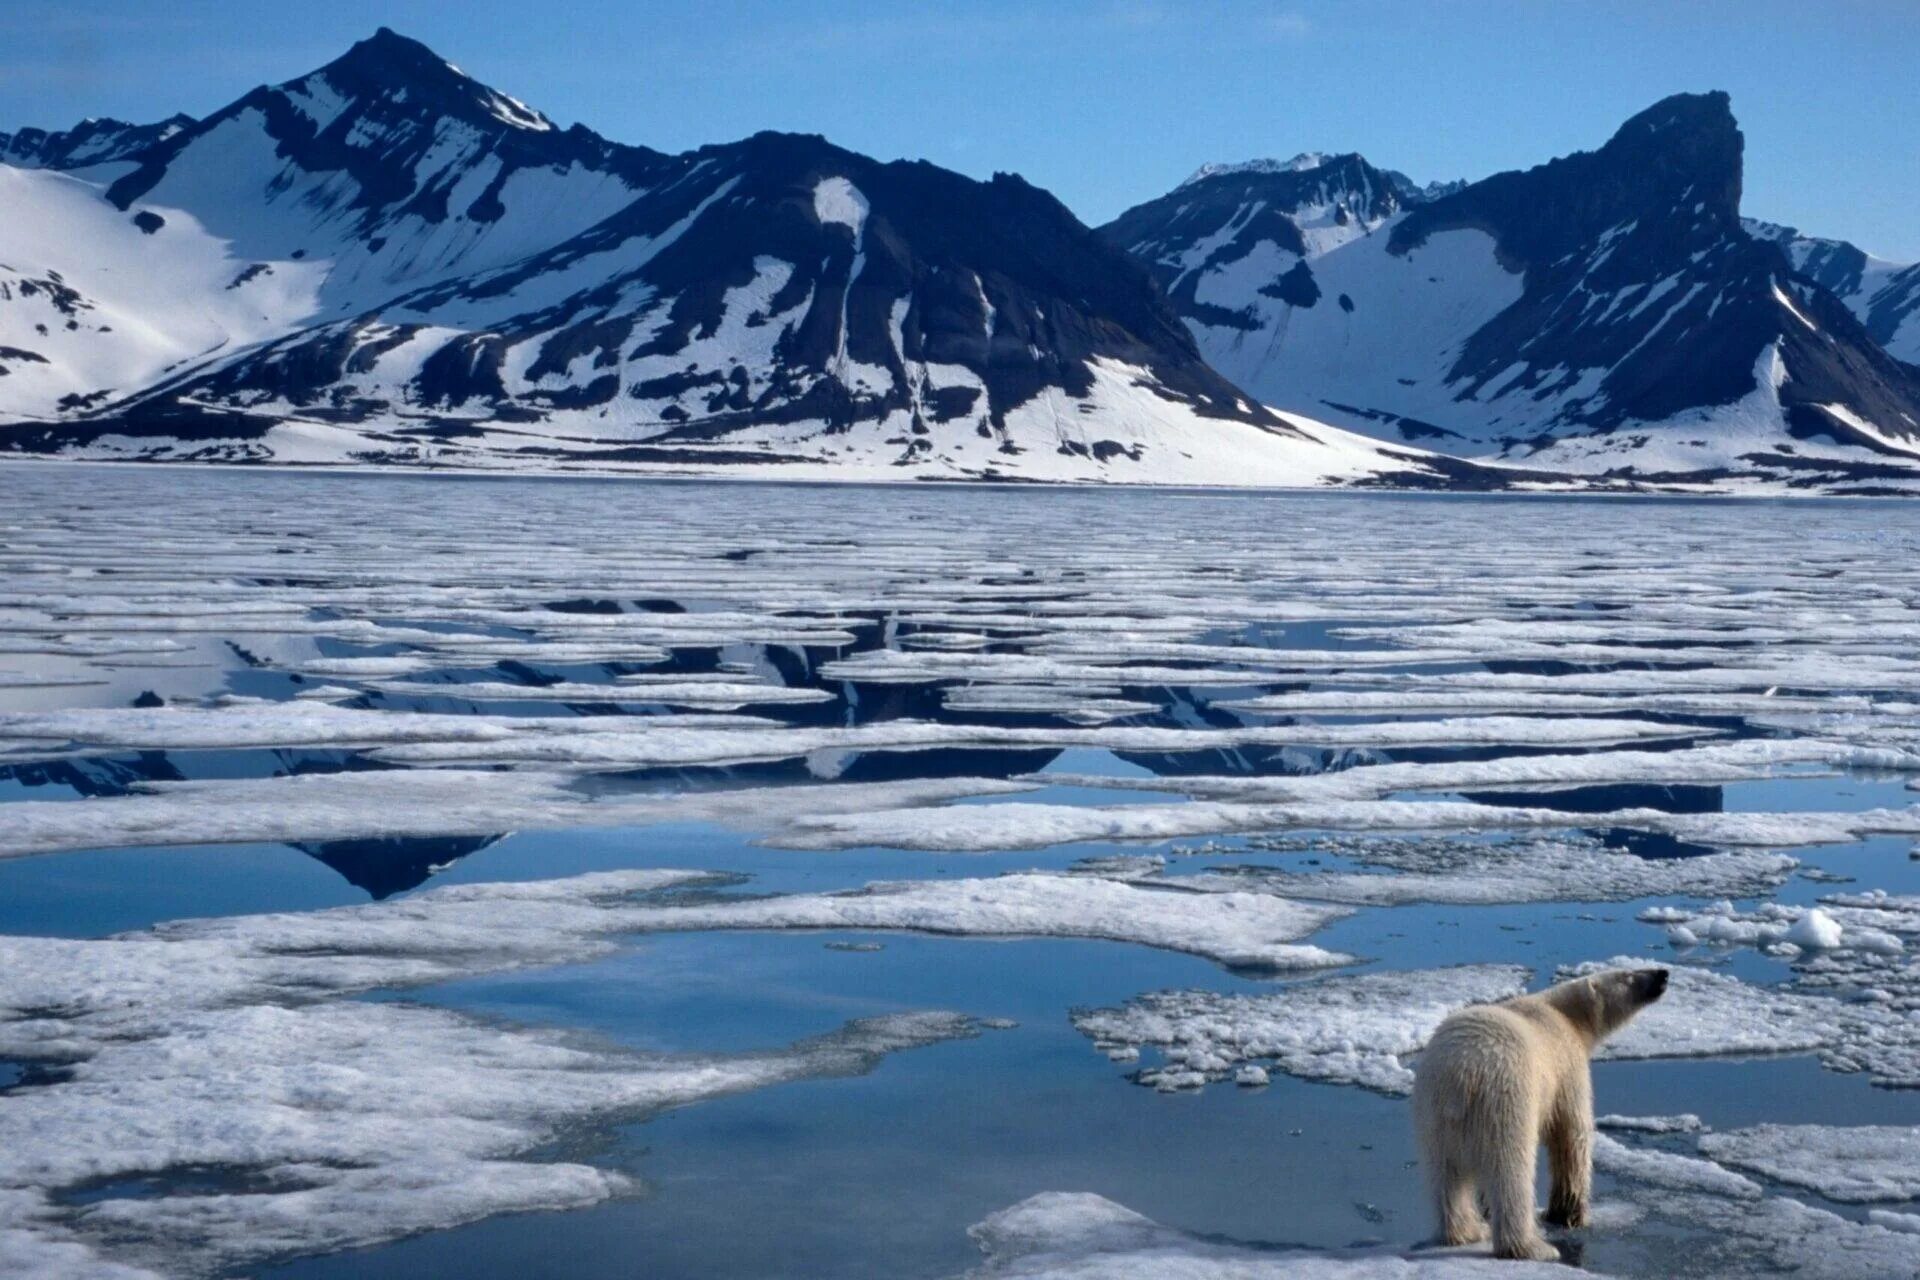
1543 1069 1594 1228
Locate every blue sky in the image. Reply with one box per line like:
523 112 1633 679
3 1 1915 258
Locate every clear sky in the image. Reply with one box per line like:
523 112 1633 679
2 1 1915 259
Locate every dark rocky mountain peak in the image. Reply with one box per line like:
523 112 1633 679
1391 91 1744 269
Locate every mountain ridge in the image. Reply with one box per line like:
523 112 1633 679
5 34 1917 492
0 29 1480 489
1099 90 1920 490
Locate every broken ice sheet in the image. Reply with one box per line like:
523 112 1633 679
13 467 1920 1277
1572 957 1920 1088
1696 1125 1920 1202
1194 831 1797 906
630 870 1356 971
367 678 835 707
0 771 1041 859
367 713 1708 770
1071 964 1532 1094
764 738 1920 853
0 871 988 1275
1588 1152 1920 1280
768 792 1920 855
960 1191 1568 1278
1079 958 1920 1094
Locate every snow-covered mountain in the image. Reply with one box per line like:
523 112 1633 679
1105 93 1920 489
1179 154 1462 204
1744 218 1920 367
0 29 1471 489
0 114 193 169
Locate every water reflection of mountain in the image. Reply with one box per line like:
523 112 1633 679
594 745 1065 791
291 834 504 899
0 750 381 799
1460 782 1724 859
0 753 186 797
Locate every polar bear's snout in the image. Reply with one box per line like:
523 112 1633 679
1637 968 1670 1003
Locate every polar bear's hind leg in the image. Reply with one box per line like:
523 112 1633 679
1434 1150 1489 1246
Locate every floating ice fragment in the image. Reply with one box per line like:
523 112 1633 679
632 872 1355 971
1697 1125 1920 1203
962 1190 1569 1277
1072 964 1531 1094
0 770 1040 859
1198 831 1794 907
1592 1134 1762 1199
1786 908 1846 950
1596 1113 1706 1134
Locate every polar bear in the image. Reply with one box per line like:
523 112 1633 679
1411 967 1669 1261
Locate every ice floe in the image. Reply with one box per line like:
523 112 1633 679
370 678 836 707
770 792 1920 855
367 714 1706 770
1596 1112 1706 1134
1197 832 1796 906
1591 1134 1763 1200
1078 957 1920 1094
1647 901 1901 956
1072 965 1531 1093
634 871 1355 971
961 1191 1568 1278
0 771 1040 859
1573 957 1920 1088
1696 1125 1920 1202
0 872 986 1273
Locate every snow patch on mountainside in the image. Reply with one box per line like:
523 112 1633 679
812 175 869 236
0 165 328 419
1186 222 1526 442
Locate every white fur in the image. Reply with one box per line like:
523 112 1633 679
1411 968 1668 1261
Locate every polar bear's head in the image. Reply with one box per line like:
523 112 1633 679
1549 967 1669 1047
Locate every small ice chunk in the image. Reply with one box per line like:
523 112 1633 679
1786 908 1845 950
1597 1113 1706 1134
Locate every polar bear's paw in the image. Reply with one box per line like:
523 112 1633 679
1495 1234 1562 1263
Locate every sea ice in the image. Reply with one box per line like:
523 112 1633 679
961 1191 1568 1277
1697 1125 1920 1203
632 871 1356 971
1198 832 1795 907
0 871 986 1273
1071 965 1531 1094
0 770 1039 859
